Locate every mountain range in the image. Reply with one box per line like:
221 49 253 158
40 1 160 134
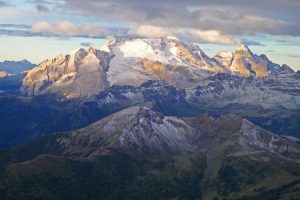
0 59 35 75
0 106 299 199
22 38 293 98
0 37 299 199
0 59 35 94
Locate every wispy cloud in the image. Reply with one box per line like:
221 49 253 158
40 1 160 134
0 6 35 20
36 4 50 12
32 21 80 36
26 0 64 12
0 1 8 7
242 39 264 46
0 21 128 39
80 42 93 47
31 21 129 38
1 0 300 45
281 53 300 58
129 25 240 44
0 24 31 29
189 30 238 44
0 21 293 46
64 0 300 37
131 25 172 38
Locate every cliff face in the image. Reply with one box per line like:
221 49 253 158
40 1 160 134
22 48 111 98
0 106 299 199
22 38 294 98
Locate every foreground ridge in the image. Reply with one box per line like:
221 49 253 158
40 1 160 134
0 106 299 199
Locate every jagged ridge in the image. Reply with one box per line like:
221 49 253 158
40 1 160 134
22 38 294 98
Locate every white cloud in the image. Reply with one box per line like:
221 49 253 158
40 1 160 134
0 7 35 21
32 21 79 36
129 25 240 44
64 0 300 37
133 25 172 38
190 30 239 44
31 21 124 37
81 23 107 37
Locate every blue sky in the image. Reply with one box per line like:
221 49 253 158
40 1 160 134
0 0 299 70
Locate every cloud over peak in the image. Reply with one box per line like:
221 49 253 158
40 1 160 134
190 30 238 45
1 0 300 45
31 21 127 38
64 0 300 37
133 25 172 38
32 21 79 36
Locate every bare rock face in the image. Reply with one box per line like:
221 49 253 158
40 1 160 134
0 106 299 199
141 58 171 83
231 45 269 77
53 106 300 162
22 38 294 98
22 47 111 98
214 45 293 78
239 119 300 159
57 106 199 158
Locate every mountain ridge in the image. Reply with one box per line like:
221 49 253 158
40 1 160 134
0 59 35 75
0 105 299 199
22 38 294 98
2 105 299 164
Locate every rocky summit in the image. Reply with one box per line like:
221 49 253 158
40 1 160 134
0 106 299 199
22 38 294 98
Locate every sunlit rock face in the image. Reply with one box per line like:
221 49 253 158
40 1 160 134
23 105 298 160
214 45 294 78
22 47 111 98
22 38 294 98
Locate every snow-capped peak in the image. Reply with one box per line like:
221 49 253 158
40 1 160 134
22 37 296 98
